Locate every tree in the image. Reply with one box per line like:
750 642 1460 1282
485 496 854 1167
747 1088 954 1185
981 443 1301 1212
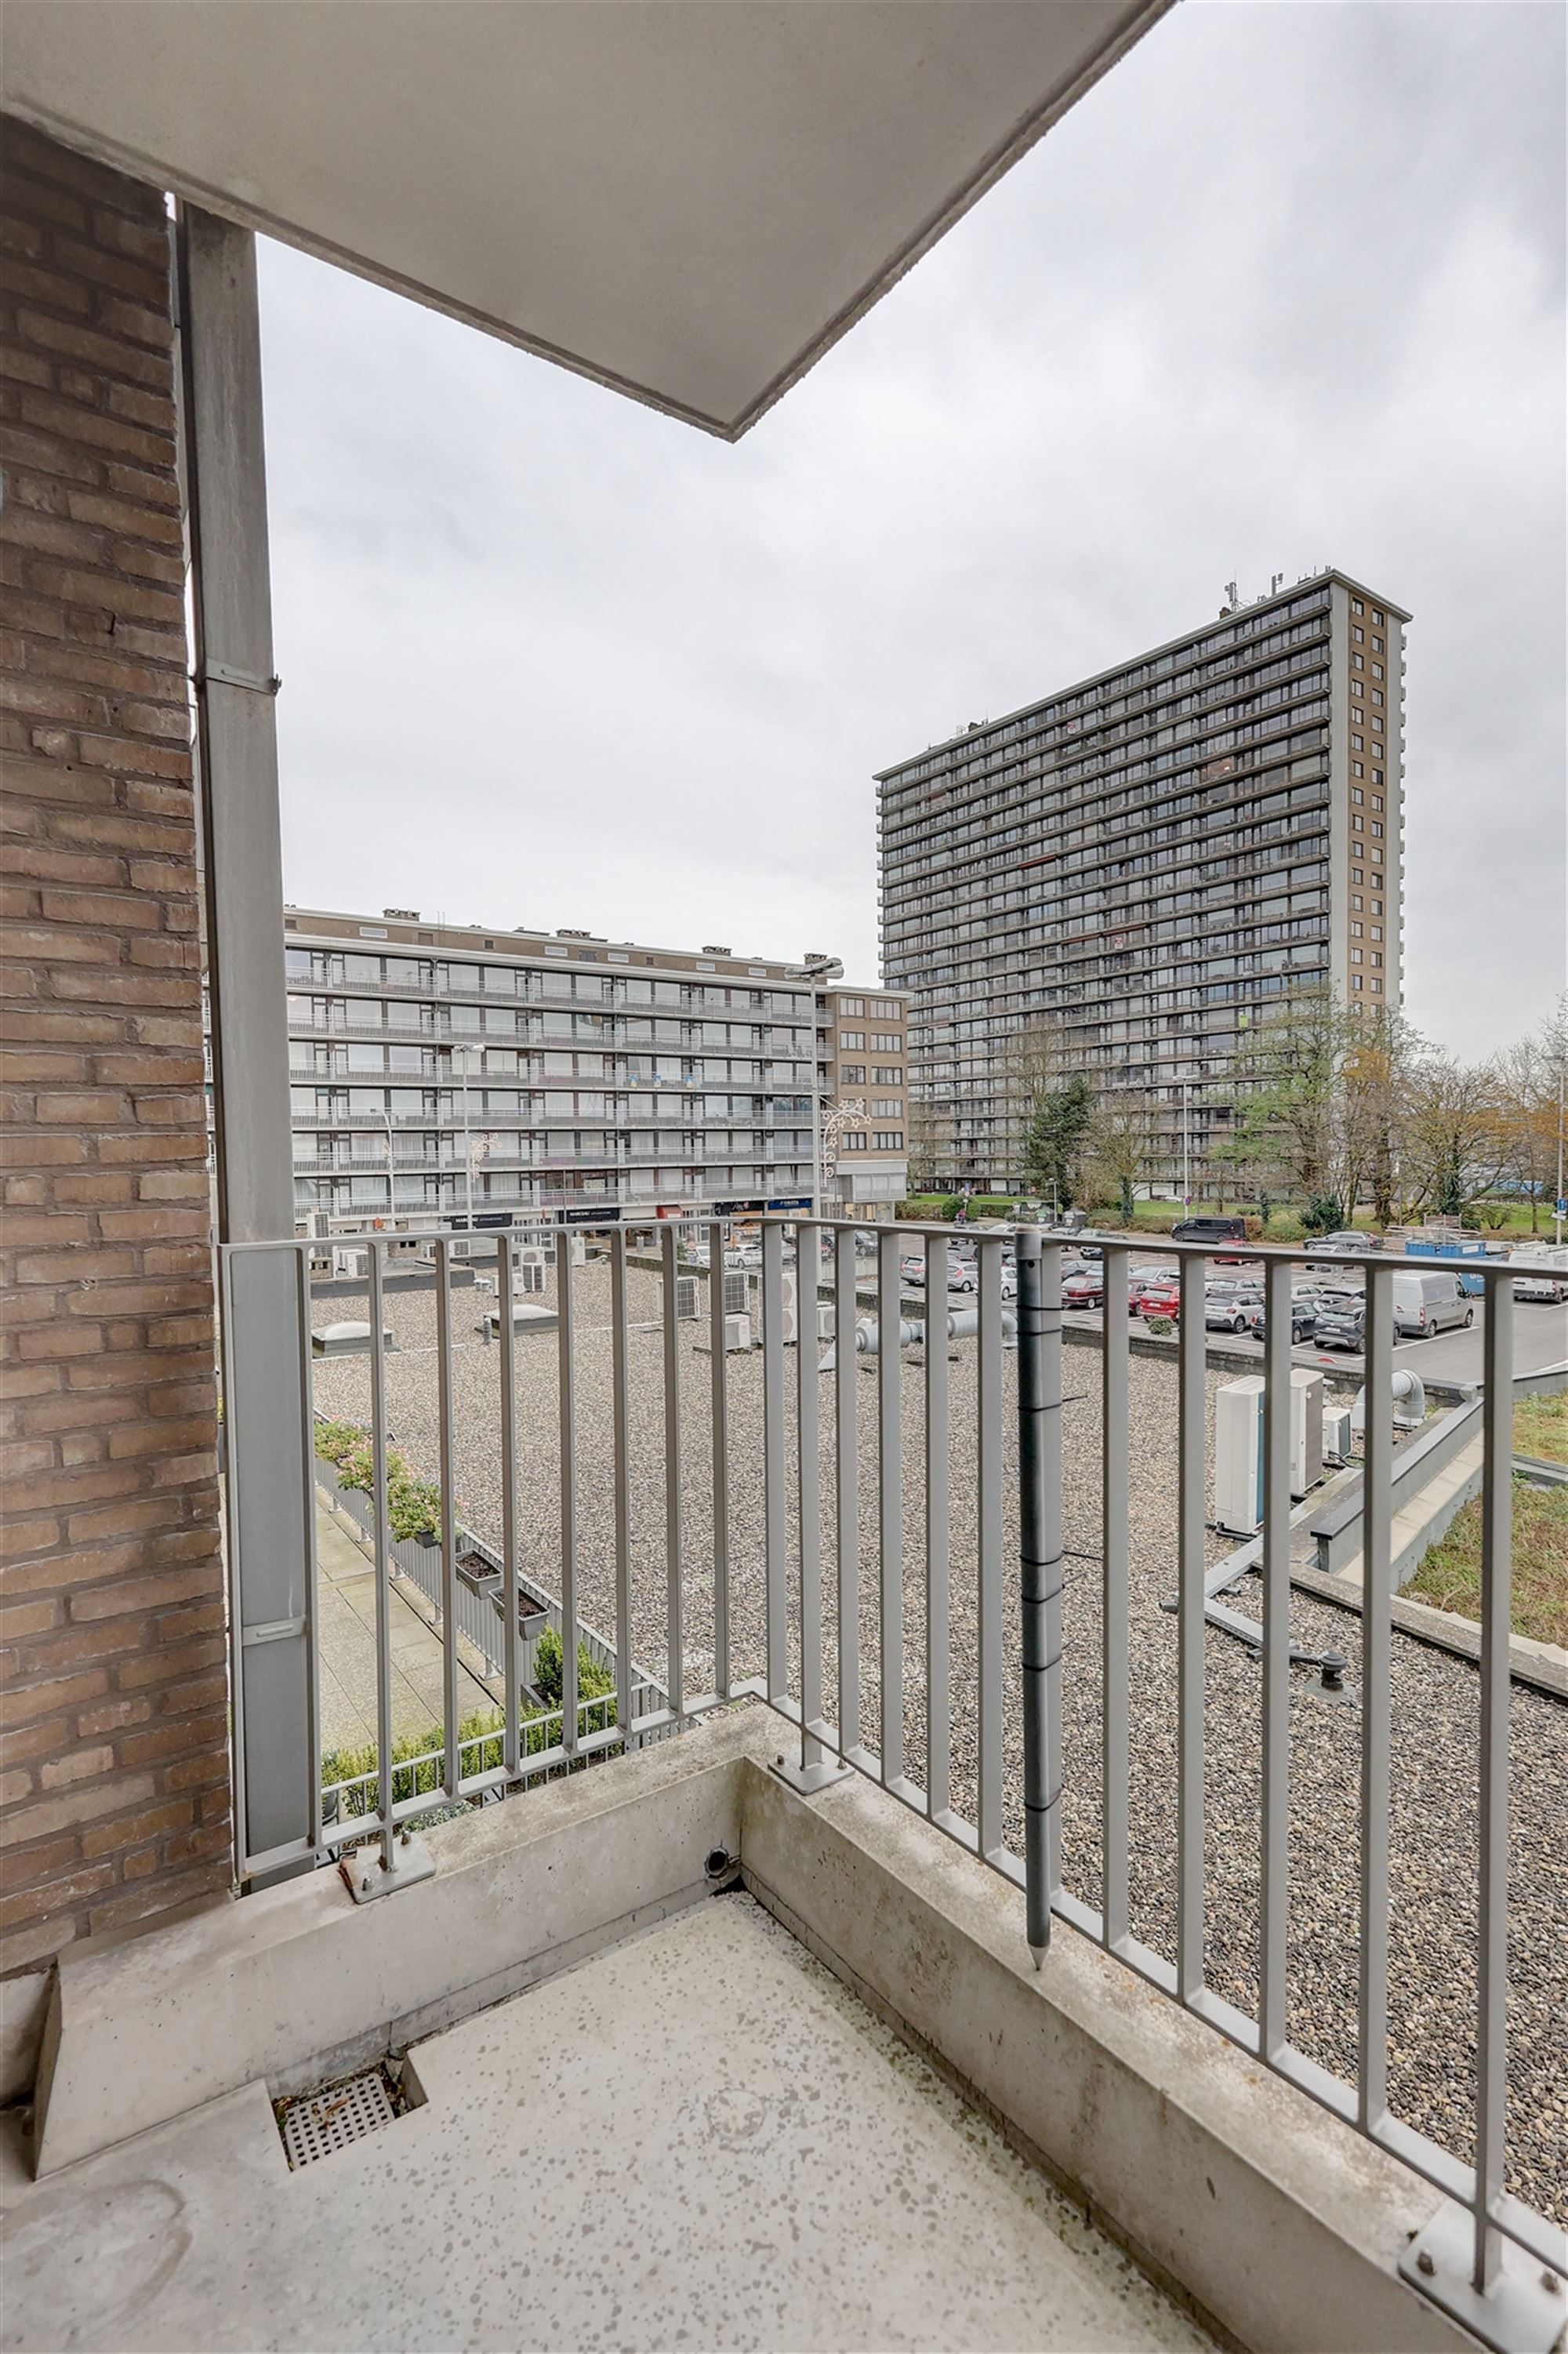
906 1093 956 1194
1341 1004 1425 1228
1084 1095 1155 1225
1495 1001 1567 1233
1223 986 1361 1210
1401 1055 1506 1220
1024 1073 1096 1207
999 1017 1070 1187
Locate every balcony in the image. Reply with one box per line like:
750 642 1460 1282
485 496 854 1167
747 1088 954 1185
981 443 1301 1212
9 1225 1564 2354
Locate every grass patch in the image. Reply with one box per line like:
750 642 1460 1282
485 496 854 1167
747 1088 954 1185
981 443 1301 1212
1515 1393 1567 1466
1406 1479 1568 1647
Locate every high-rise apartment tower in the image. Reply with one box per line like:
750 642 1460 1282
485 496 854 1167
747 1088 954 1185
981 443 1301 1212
877 571 1407 1190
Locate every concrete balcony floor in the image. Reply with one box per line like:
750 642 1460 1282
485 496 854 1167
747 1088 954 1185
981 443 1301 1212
1 1893 1210 2354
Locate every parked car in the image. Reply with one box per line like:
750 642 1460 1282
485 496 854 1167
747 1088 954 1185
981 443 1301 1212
1127 1266 1178 1312
1391 1270 1472 1338
1204 1282 1265 1333
1312 1297 1365 1351
898 1255 926 1287
947 1262 978 1293
1062 1270 1105 1309
1135 1280 1182 1321
1242 1294 1318 1345
1171 1215 1249 1262
1514 1269 1568 1303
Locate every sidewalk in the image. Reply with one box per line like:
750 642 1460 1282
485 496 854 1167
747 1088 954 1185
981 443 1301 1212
316 1504 498 1755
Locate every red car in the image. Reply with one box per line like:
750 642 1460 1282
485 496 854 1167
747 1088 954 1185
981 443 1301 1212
1136 1281 1182 1320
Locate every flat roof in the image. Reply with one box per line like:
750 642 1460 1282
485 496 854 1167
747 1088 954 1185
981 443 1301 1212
3 0 1171 441
874 569 1412 779
281 905 824 986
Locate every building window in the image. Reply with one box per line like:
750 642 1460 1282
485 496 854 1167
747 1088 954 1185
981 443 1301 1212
1352 626 1364 643
1370 925 1382 941
1351 894 1363 910
1372 663 1384 680
1351 947 1363 963
839 1030 864 1048
1351 921 1363 937
837 996 865 1016
1351 786 1363 804
1352 652 1364 670
873 1132 904 1151
840 1063 866 1083
1351 760 1363 776
1371 795 1384 812
1351 973 1363 991
840 1131 867 1153
1373 608 1385 624
1352 812 1363 831
870 1032 902 1052
1373 637 1385 655
1371 822 1384 838
1352 866 1364 885
1372 768 1384 786
1352 598 1363 616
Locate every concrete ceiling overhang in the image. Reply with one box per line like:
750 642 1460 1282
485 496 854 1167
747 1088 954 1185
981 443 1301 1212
2 0 1171 439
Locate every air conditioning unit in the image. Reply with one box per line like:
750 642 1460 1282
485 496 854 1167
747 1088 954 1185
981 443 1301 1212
1215 1376 1265 1536
724 1313 751 1352
674 1275 700 1322
722 1270 748 1318
1290 1368 1324 1495
774 1270 798 1345
1323 1406 1353 1466
332 1245 368 1280
517 1248 546 1297
818 1302 836 1342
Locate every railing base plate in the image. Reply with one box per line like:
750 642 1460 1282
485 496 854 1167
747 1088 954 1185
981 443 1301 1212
1399 2200 1566 2354
768 1754 851 1797
339 1835 437 1905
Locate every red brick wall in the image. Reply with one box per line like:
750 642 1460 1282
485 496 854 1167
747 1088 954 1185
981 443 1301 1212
0 119 231 1977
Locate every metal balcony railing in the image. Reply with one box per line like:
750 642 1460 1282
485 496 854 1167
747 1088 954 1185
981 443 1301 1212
216 1221 1560 2326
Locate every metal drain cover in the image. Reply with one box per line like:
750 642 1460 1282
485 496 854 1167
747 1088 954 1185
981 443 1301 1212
278 2066 397 2169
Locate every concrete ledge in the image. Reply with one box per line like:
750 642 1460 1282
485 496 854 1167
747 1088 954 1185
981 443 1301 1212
32 1708 752 2176
0 1971 49 2107
738 1755 1474 2354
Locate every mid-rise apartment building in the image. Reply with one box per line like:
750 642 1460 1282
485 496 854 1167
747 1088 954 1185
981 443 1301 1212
283 910 822 1226
877 571 1407 1190
814 982 911 1214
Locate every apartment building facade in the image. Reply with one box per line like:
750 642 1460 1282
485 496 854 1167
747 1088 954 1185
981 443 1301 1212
814 982 911 1214
877 571 1407 1191
284 910 820 1226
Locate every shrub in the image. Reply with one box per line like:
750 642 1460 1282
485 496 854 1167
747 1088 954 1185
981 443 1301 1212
322 1706 509 1815
314 1419 365 1468
532 1624 615 1709
1144 1315 1174 1337
898 1196 962 1222
1474 1201 1512 1232
389 1471 442 1543
1303 1195 1345 1236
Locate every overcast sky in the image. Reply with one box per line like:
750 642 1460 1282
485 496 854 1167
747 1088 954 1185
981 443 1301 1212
258 0 1565 1063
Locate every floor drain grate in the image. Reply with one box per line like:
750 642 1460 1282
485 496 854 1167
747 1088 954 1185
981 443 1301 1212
277 2065 399 2169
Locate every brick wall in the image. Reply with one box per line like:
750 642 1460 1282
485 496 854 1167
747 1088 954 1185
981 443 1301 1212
0 119 232 1978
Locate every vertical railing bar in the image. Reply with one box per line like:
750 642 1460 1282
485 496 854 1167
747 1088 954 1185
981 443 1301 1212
835 1223 861 1758
1040 1238 1064 1901
366 1239 394 1879
877 1226 904 1785
1102 1242 1131 1953
925 1230 950 1819
797 1219 824 1771
1473 1271 1512 2293
557 1229 579 1755
610 1226 633 1749
434 1235 459 1800
296 1242 323 1855
762 1219 787 1701
1259 1253 1292 2060
1358 1258 1392 2130
708 1217 731 1699
1177 1250 1207 2002
660 1222 684 1724
497 1233 521 1778
977 1238 1004 1858
1016 1230 1051 1959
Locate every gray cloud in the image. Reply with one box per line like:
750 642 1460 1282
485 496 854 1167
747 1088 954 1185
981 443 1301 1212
260 0 1565 1057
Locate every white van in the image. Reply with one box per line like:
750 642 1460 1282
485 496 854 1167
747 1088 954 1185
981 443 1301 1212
1391 1270 1472 1339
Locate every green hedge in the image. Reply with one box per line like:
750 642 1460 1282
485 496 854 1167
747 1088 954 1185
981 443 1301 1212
315 1418 443 1542
321 1691 619 1817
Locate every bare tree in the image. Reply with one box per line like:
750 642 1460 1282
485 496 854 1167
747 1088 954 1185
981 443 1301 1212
1401 1055 1506 1219
1224 986 1361 1217
905 1093 956 1195
1084 1095 1156 1224
1495 1000 1567 1233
